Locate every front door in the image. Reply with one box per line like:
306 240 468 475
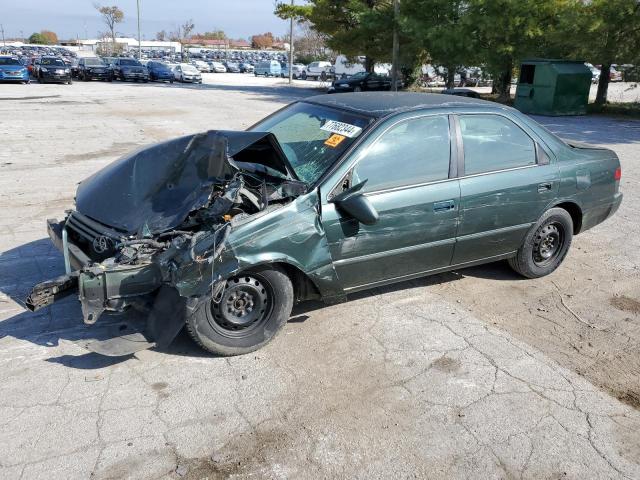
321 114 460 292
452 113 559 264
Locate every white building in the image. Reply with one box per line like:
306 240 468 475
78 37 182 54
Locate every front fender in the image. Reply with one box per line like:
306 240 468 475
172 191 343 301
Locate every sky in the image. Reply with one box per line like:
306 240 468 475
1 0 291 41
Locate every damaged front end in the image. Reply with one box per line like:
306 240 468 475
26 130 306 355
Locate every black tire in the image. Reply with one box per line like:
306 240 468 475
353 86 362 92
320 71 327 81
187 266 294 356
37 74 43 84
301 71 307 80
508 207 573 279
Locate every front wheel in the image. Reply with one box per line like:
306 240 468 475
508 208 573 278
187 266 294 356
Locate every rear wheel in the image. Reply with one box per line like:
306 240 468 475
508 208 573 278
187 266 294 356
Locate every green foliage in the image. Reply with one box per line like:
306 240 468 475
275 0 640 103
28 32 50 45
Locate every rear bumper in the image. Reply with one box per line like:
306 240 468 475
581 192 623 232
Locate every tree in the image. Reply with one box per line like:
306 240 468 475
156 30 167 41
28 32 49 45
460 0 575 101
275 0 395 72
94 4 124 55
251 32 275 49
181 19 195 42
200 30 226 40
577 0 640 105
294 21 330 63
403 0 477 88
40 30 59 44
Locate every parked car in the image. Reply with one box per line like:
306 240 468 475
146 61 175 82
77 57 112 81
191 60 211 73
585 63 600 84
255 60 281 77
26 93 622 358
223 62 241 73
281 63 306 79
208 61 227 73
33 56 72 84
301 61 334 81
111 58 149 82
0 56 30 83
328 72 392 93
239 62 254 73
174 63 202 83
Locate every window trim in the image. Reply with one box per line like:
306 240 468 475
455 112 541 177
328 112 455 198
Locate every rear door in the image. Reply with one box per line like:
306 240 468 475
452 113 559 264
321 114 460 291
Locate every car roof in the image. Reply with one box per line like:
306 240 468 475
304 92 500 117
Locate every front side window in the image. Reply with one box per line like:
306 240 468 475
459 114 536 175
352 115 451 192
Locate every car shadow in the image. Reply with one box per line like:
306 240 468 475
0 237 525 370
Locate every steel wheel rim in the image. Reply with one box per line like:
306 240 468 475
533 221 564 266
209 275 272 338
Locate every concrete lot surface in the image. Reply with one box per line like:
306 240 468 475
1 74 639 479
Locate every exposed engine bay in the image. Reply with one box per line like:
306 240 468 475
25 130 307 355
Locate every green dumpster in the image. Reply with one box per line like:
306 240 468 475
514 59 592 116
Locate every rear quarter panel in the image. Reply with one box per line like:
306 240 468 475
555 144 621 232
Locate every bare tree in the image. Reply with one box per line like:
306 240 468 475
156 30 167 41
180 19 195 60
94 4 124 55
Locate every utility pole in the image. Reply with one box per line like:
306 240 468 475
1 24 5 47
136 0 142 59
391 0 400 92
288 0 294 84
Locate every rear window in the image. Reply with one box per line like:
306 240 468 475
41 58 65 66
0 57 22 66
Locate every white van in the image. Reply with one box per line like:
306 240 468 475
333 55 391 78
301 61 334 80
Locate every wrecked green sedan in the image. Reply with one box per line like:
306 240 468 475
27 93 622 356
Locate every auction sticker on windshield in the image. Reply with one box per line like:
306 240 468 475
324 134 346 148
321 120 363 138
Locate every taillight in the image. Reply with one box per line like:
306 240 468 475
614 167 622 181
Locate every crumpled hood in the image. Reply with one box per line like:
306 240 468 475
75 130 296 236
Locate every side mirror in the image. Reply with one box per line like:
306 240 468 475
330 180 379 226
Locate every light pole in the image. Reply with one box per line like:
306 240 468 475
0 24 5 47
136 0 142 59
288 0 294 84
391 0 400 92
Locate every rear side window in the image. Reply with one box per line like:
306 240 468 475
459 114 536 175
352 115 451 192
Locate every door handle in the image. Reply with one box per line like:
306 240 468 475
537 182 552 193
433 200 456 212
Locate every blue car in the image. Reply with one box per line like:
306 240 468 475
146 61 174 83
0 56 30 83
